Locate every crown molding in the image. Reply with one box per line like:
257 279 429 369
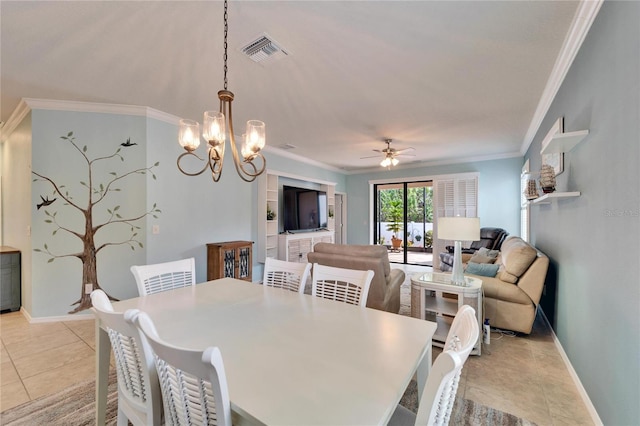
345 151 522 176
263 145 346 174
1 98 180 142
520 0 603 155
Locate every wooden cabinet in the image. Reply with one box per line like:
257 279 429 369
207 241 253 282
1 247 21 312
278 231 333 263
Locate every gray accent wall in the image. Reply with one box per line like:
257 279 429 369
525 2 639 423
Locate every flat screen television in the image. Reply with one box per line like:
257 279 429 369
283 185 328 232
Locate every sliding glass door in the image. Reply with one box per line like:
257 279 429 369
374 181 433 266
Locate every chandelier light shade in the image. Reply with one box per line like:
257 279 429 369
176 0 266 182
437 216 480 286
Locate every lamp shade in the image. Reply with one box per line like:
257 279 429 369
438 217 480 241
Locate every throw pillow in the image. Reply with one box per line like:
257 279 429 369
469 247 499 264
477 247 500 258
501 238 537 277
465 262 500 277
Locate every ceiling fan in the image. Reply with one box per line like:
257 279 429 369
361 139 415 168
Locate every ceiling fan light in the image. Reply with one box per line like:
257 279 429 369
391 157 399 166
380 157 391 167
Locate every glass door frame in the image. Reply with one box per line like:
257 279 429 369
373 180 433 266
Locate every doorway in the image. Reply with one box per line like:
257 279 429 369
334 193 345 244
373 181 433 266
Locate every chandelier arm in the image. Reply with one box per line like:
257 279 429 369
237 153 267 182
208 147 224 182
177 151 213 177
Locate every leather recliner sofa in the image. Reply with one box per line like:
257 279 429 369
440 227 508 271
307 243 404 313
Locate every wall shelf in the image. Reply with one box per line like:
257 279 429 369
541 129 589 155
531 191 581 205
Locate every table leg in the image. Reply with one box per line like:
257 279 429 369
95 319 111 426
416 341 432 400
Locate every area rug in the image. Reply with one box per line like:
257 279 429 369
2 373 535 426
399 379 537 426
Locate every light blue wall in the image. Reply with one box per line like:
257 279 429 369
13 110 349 318
345 157 523 245
524 2 639 423
30 110 149 316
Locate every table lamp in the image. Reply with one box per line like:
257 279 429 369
437 216 480 286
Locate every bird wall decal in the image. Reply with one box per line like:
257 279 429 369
36 195 56 210
120 137 137 147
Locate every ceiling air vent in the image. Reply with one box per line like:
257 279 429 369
241 33 288 64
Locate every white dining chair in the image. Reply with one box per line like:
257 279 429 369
131 257 196 296
389 305 480 426
90 290 162 426
127 309 232 426
311 263 374 307
262 257 312 293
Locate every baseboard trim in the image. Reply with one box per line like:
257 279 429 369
20 306 94 323
539 309 603 426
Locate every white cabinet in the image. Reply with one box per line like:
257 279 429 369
258 171 336 263
278 231 334 263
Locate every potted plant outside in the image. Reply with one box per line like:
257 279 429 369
386 200 403 251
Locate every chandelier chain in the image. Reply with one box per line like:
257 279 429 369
223 0 228 90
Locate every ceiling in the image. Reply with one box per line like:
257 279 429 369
1 1 581 172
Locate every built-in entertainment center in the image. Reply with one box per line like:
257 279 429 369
257 171 335 263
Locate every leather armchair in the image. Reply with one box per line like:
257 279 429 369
307 243 404 313
440 227 508 271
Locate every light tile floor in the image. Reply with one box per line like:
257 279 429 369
1 269 594 425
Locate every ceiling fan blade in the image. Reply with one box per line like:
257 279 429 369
372 149 383 153
396 153 416 157
395 147 415 155
360 155 383 159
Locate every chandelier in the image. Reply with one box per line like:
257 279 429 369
177 0 266 182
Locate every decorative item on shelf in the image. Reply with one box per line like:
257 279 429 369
523 173 539 200
176 0 266 183
266 205 276 221
437 216 480 286
328 208 334 219
539 164 556 194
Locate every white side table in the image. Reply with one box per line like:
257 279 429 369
411 272 483 355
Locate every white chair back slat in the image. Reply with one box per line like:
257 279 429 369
90 290 162 425
389 305 479 426
128 309 232 426
262 258 312 293
131 258 196 296
311 263 374 307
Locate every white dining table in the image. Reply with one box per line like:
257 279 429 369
95 278 436 425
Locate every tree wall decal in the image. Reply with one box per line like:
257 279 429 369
33 132 161 313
